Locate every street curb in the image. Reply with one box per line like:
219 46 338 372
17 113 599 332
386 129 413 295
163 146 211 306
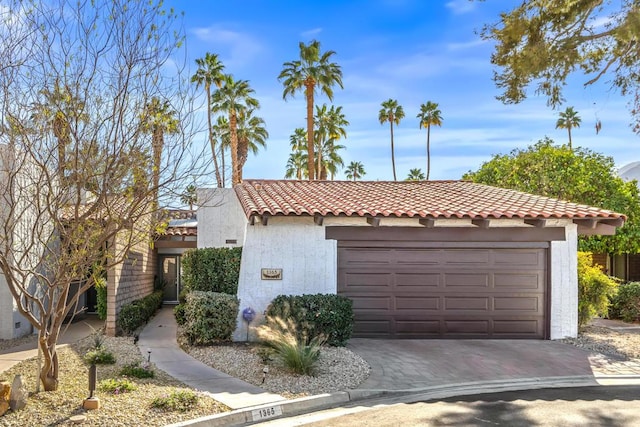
166 375 599 427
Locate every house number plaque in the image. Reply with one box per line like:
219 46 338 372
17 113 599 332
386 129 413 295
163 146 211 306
261 268 282 280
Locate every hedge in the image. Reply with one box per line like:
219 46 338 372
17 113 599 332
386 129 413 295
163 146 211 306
609 282 640 322
577 251 618 326
265 294 354 346
184 291 239 345
117 290 164 335
181 247 242 295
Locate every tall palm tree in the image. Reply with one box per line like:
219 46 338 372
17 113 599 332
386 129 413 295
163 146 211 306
317 140 345 180
191 53 225 187
180 184 197 210
406 168 426 181
211 75 259 186
556 106 581 150
285 150 308 179
417 101 443 180
379 99 404 181
140 97 178 201
279 40 343 180
218 108 268 182
345 161 366 181
289 127 307 152
314 104 348 178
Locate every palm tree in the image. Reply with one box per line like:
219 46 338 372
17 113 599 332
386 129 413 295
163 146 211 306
556 106 581 150
140 97 178 201
180 184 197 210
285 150 308 179
211 75 259 186
417 101 443 180
345 161 366 181
314 104 348 178
406 168 426 181
289 127 307 152
218 108 268 182
379 99 405 181
279 40 343 180
317 140 346 180
191 53 225 187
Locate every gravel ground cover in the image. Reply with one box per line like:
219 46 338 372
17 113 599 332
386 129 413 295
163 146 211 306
561 325 640 359
0 335 36 353
0 335 228 426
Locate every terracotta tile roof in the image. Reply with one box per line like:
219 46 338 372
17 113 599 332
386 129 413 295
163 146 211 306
159 209 197 237
234 180 626 221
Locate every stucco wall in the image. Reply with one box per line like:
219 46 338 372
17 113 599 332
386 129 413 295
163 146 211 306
105 230 157 336
197 188 246 248
549 222 579 339
233 216 337 341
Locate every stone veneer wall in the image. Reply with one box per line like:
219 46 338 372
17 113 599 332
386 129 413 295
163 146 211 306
105 231 157 336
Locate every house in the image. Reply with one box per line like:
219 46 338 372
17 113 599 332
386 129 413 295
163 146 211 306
198 180 625 341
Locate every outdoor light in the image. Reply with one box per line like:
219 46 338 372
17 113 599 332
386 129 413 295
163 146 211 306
242 307 256 341
82 364 100 410
147 349 152 363
262 366 269 384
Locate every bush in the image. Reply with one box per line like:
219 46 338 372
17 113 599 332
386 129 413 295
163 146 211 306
151 390 199 412
577 252 618 326
84 348 116 365
181 247 242 295
117 290 164 335
265 294 354 346
99 378 136 394
95 277 107 321
256 316 324 375
184 291 239 345
174 303 187 326
610 282 640 322
120 362 155 379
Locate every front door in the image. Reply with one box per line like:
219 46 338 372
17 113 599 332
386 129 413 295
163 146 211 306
160 255 180 303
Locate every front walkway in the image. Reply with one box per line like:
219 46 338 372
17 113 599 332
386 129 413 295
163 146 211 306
137 307 285 410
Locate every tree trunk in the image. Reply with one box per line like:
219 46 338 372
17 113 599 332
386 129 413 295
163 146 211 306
206 85 223 187
568 127 572 150
390 121 396 181
230 111 240 185
39 334 59 391
238 137 248 182
305 80 315 180
426 125 431 181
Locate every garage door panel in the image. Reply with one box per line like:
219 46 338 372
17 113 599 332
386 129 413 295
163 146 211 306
395 296 439 310
338 245 547 339
444 274 489 288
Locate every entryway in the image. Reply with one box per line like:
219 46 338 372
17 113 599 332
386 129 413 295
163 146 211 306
159 255 181 303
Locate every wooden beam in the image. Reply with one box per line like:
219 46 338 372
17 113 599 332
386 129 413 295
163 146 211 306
600 218 625 227
261 213 270 226
472 219 490 229
573 218 598 229
419 218 435 228
367 217 381 227
249 215 256 226
154 240 197 249
524 219 547 228
314 214 324 226
578 223 617 236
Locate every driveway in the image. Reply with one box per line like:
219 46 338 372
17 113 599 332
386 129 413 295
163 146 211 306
348 339 598 391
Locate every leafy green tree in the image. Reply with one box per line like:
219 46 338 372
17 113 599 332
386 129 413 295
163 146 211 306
279 40 343 180
379 99 404 181
191 52 226 187
463 138 640 253
211 75 259 185
345 161 366 181
417 101 443 180
481 1 640 133
556 106 581 150
406 168 425 181
314 104 348 179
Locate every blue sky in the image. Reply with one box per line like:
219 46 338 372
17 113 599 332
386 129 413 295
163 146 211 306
170 0 637 183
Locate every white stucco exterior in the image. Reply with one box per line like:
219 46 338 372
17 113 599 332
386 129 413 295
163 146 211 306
197 192 581 341
197 188 247 248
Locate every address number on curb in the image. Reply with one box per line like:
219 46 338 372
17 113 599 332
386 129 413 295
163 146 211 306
251 405 283 421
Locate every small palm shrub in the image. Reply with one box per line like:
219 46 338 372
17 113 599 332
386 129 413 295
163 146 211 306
151 389 199 412
256 316 325 375
120 362 154 379
577 252 618 326
609 282 640 322
99 378 136 394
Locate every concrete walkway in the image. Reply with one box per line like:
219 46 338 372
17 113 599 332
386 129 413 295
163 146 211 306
137 307 285 410
0 316 103 374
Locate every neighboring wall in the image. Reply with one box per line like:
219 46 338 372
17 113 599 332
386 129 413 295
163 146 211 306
549 222 578 339
105 229 157 336
197 188 246 248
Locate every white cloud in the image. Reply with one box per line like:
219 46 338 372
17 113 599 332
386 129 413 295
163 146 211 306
445 0 476 15
190 25 263 69
447 38 487 51
301 27 322 38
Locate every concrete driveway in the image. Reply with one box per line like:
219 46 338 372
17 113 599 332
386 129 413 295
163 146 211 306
348 339 599 391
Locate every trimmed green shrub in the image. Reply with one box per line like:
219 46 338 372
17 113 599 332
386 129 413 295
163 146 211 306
174 303 186 326
265 294 354 346
95 277 107 321
181 247 242 295
117 290 164 335
184 291 239 345
120 362 155 379
84 348 116 365
99 378 136 394
578 252 618 326
256 316 325 375
610 282 640 322
151 389 199 412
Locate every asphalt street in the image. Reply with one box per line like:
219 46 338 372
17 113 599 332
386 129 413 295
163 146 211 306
254 386 640 426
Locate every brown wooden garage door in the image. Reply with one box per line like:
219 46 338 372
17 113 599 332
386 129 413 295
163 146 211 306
338 246 547 339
